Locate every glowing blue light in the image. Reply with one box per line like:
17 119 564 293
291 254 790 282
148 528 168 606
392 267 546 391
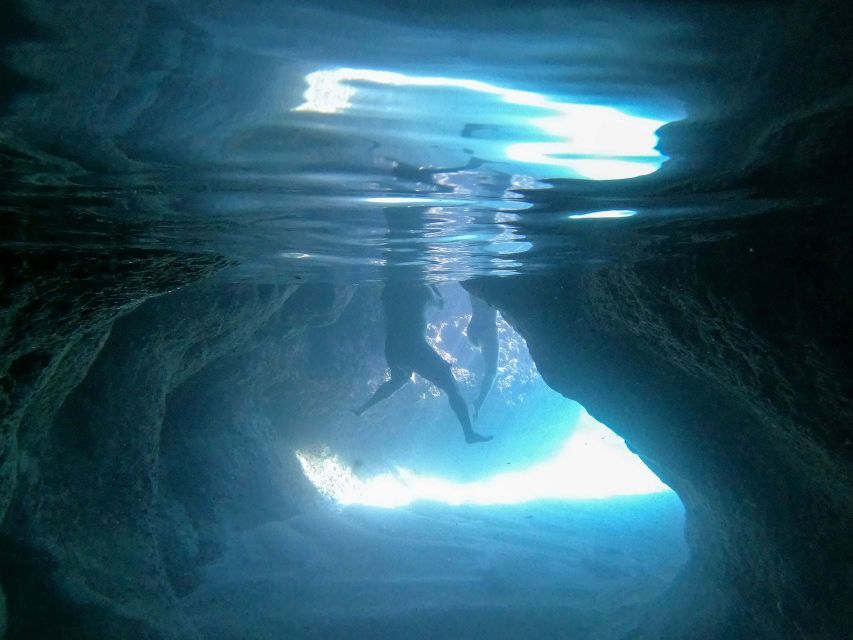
294 68 672 181
568 210 637 220
296 410 670 508
362 196 532 211
364 196 442 205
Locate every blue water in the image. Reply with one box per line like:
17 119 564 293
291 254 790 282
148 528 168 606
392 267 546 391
186 493 686 640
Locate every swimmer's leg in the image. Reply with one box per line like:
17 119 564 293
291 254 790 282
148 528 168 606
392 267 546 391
413 347 493 444
466 323 482 348
473 330 499 421
354 368 411 416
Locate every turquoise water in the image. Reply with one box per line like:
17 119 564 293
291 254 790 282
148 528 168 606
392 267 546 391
186 494 686 640
294 283 673 504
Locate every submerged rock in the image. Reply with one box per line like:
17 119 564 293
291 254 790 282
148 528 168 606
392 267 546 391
0 248 227 527
468 205 852 639
0 274 354 638
0 584 5 638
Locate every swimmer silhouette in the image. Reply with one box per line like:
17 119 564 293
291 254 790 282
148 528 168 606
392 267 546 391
466 293 499 419
355 282 492 443
355 206 492 444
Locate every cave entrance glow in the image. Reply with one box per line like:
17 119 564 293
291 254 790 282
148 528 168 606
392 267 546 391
196 284 687 640
293 68 672 180
293 283 672 509
297 409 668 508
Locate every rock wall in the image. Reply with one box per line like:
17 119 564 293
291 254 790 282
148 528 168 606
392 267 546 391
468 206 852 639
0 276 353 639
156 283 355 595
0 248 226 526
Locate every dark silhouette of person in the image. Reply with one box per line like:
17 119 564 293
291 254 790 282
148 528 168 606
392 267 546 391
466 292 499 419
355 204 492 444
355 282 492 443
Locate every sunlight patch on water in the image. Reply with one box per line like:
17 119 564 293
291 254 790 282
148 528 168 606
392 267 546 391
362 196 532 211
294 68 670 181
365 196 443 205
296 410 669 508
568 210 637 220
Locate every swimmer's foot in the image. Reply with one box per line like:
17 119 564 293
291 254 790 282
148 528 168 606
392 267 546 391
465 431 493 444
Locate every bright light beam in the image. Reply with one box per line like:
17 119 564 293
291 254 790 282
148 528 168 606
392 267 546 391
296 410 669 508
568 209 637 219
293 68 671 180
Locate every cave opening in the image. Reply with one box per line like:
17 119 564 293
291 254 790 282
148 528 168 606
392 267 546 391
293 66 677 182
164 283 688 640
294 283 673 505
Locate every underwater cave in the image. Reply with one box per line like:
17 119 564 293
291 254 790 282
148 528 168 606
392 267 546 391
1 1 851 639
158 286 688 639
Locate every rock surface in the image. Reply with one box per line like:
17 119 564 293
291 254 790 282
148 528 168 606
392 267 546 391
468 205 852 639
0 278 355 638
0 248 227 526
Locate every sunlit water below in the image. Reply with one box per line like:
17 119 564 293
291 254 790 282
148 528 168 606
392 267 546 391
289 284 672 510
297 409 668 508
187 493 687 640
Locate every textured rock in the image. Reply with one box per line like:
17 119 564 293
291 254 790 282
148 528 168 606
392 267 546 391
2 281 294 638
0 248 226 525
0 280 358 638
0 583 5 639
0 247 229 639
468 206 852 639
156 283 354 592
